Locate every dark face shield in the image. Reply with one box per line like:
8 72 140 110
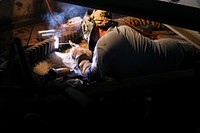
81 10 95 50
81 9 113 51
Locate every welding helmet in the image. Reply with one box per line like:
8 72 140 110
81 10 95 47
81 9 112 51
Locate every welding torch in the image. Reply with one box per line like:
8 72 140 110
58 40 79 51
69 40 79 47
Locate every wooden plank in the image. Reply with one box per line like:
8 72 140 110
164 24 200 49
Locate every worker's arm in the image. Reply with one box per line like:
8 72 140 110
69 40 105 81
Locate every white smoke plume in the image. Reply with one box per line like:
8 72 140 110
42 2 92 29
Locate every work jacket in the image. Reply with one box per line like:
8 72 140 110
78 25 199 81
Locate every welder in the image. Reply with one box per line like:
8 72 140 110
69 9 200 81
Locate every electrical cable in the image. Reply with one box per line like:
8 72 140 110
44 0 62 27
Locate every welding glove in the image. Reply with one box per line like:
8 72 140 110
70 46 92 61
69 41 92 67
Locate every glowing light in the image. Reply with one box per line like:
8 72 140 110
54 34 59 49
55 52 76 69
